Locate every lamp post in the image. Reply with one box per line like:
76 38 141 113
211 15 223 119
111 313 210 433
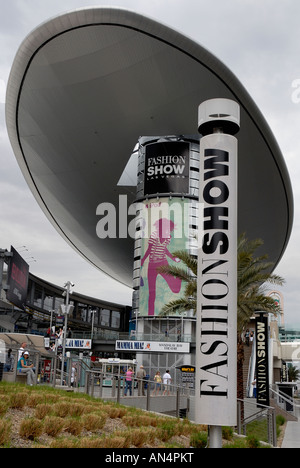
60 281 74 386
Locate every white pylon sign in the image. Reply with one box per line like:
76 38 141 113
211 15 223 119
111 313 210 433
195 98 239 427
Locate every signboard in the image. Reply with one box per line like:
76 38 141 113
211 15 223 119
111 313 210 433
195 132 238 427
255 314 270 406
179 365 195 388
115 340 190 353
144 141 190 196
6 246 29 310
139 197 189 317
281 361 288 383
65 339 92 349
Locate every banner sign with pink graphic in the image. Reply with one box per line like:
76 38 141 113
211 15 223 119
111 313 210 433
139 198 189 317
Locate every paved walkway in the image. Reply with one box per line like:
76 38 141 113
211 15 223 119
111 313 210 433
281 420 300 448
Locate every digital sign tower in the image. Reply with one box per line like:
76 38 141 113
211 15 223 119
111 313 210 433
133 136 200 321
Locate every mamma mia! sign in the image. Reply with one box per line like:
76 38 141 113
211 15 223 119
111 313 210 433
66 339 91 349
115 340 190 353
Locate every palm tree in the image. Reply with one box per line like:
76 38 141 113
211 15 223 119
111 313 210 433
288 364 300 382
158 250 197 316
158 233 285 401
236 234 284 400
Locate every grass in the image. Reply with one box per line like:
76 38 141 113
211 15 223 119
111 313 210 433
0 382 204 448
0 382 282 448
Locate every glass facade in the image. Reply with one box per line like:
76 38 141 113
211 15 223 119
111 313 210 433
22 275 130 339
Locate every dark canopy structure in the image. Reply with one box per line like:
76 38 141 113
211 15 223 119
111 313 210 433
6 7 293 286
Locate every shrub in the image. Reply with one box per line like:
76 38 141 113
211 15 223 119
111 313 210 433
190 431 208 448
19 418 43 441
69 403 85 418
10 393 27 409
158 420 177 442
106 406 122 419
44 416 65 437
64 418 83 436
80 437 106 448
53 402 72 418
50 437 79 448
276 414 286 427
246 435 261 448
82 412 107 432
35 403 53 420
103 435 127 448
0 419 11 446
26 393 45 408
222 426 234 441
0 401 9 417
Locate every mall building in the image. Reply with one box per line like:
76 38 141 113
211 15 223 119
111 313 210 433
0 262 131 358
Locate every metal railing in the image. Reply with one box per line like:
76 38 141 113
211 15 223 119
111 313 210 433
83 368 193 419
270 385 300 419
237 398 277 447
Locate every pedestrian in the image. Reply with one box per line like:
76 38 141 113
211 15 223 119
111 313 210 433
136 365 146 396
124 367 134 396
71 365 76 387
152 371 162 396
18 342 27 361
56 328 63 346
17 351 35 386
4 349 14 372
252 378 257 398
245 329 250 346
163 369 172 396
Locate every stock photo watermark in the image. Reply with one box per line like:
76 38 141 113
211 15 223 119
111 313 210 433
95 195 203 244
291 79 300 104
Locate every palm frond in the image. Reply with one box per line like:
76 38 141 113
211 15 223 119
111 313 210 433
158 233 285 334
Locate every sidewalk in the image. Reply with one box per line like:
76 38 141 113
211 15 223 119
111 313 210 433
281 420 300 448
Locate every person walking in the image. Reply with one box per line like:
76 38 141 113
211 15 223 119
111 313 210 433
163 369 172 396
152 371 162 396
124 367 134 396
18 342 27 361
136 365 146 396
17 351 35 386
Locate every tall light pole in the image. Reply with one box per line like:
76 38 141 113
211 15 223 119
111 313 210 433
60 281 74 386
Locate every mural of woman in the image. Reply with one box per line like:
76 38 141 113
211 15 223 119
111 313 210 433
141 217 182 316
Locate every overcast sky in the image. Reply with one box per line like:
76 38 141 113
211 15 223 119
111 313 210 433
0 0 299 325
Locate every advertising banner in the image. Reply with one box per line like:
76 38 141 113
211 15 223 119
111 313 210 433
6 246 29 310
65 339 92 349
115 340 190 353
144 141 190 196
138 197 189 317
195 133 238 427
255 314 270 406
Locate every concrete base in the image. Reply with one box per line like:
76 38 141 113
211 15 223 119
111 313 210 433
2 372 27 383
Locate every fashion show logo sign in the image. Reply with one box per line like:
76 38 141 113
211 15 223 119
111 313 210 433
144 141 190 195
196 133 238 427
255 314 270 406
